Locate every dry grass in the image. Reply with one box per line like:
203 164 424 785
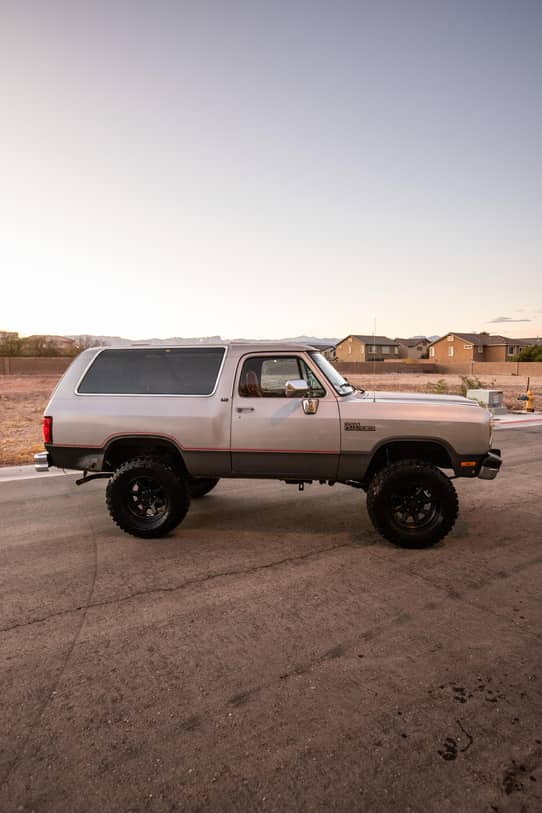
1 372 541 467
347 372 542 411
0 376 58 466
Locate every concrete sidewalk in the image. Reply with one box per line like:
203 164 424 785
0 465 70 483
493 411 542 429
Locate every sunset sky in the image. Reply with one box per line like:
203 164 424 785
2 0 541 340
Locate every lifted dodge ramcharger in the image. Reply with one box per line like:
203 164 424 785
35 343 502 548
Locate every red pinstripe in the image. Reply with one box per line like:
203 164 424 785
50 432 339 454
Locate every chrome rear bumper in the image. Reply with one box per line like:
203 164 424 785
34 451 50 472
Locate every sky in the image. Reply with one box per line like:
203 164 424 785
1 0 541 341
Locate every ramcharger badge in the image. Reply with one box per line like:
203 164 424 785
344 422 376 431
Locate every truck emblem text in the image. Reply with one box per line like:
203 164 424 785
344 422 376 431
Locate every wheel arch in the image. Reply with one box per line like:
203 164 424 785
362 437 456 485
103 435 188 475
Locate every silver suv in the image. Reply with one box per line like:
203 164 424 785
35 343 501 548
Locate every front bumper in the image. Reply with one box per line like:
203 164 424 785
34 451 50 472
478 448 502 480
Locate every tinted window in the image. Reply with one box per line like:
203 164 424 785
78 348 225 395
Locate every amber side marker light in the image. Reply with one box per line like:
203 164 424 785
460 460 477 468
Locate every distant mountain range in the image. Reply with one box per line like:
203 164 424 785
66 334 342 347
281 335 341 346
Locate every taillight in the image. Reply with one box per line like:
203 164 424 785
43 416 53 444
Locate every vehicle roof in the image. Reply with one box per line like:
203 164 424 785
90 342 319 354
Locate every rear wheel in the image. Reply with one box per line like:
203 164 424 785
187 477 220 498
106 457 190 538
366 460 458 548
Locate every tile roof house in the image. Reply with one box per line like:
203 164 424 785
394 337 431 359
427 332 540 363
335 334 399 362
307 342 336 360
23 335 77 355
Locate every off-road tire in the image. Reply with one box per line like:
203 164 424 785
366 459 458 548
187 477 220 499
106 457 190 538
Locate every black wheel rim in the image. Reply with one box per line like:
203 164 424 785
125 475 169 521
389 481 440 531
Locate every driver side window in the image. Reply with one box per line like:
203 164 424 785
239 356 326 398
239 356 301 397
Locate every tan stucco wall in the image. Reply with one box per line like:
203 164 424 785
430 336 522 363
430 335 476 364
0 357 73 375
483 345 508 362
398 343 429 359
335 336 366 362
333 360 542 375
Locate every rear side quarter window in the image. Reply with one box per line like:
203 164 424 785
77 347 225 395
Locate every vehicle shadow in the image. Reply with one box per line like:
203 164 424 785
182 484 371 539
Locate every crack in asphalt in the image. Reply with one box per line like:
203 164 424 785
389 554 542 643
0 540 357 635
0 513 99 790
216 643 352 711
220 609 420 715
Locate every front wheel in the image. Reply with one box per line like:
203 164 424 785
106 457 190 538
366 460 458 548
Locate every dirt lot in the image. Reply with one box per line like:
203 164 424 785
346 372 542 411
0 376 59 466
0 372 540 467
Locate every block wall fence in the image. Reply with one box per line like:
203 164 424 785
1 357 542 377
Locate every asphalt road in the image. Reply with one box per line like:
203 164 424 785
1 428 541 812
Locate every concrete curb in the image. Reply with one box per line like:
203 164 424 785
0 465 71 484
493 413 542 429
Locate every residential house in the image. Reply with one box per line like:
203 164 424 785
505 338 542 358
335 335 400 362
307 342 336 361
394 337 431 359
24 335 77 354
427 333 541 363
45 335 77 351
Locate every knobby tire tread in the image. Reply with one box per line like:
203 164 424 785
367 459 459 548
106 456 190 538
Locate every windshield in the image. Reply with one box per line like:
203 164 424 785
309 352 355 395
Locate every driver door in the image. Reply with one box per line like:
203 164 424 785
230 353 340 479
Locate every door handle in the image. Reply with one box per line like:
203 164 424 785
236 407 255 413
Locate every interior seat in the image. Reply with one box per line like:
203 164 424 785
245 369 263 397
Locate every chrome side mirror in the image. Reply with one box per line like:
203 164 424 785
285 378 310 397
302 398 319 415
